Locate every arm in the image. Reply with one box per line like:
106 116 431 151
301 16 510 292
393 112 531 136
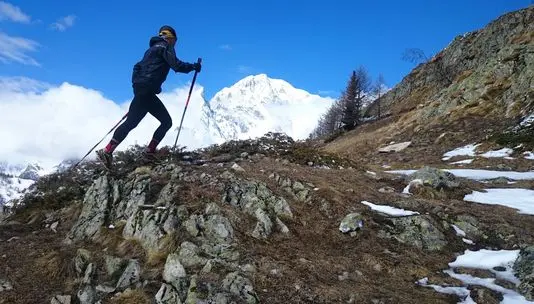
162 45 195 73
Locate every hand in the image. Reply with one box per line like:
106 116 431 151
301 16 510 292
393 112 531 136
193 62 202 73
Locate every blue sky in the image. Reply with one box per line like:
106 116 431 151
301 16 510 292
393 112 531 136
1 0 532 102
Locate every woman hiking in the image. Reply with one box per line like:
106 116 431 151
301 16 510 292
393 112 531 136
96 25 201 168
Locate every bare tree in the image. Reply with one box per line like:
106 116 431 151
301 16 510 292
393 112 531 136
402 47 453 86
373 73 386 119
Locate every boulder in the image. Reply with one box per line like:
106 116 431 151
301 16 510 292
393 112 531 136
339 213 364 234
382 215 447 251
378 141 412 153
513 245 534 300
408 167 460 189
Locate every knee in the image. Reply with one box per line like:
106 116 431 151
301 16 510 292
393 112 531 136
161 117 172 130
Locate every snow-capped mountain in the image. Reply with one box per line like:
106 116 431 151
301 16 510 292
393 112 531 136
0 161 47 208
201 74 335 142
0 74 334 207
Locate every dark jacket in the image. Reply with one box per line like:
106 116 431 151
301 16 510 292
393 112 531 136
132 36 195 94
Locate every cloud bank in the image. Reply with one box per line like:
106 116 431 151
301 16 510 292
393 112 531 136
0 77 210 170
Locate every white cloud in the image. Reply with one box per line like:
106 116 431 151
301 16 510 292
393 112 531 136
50 15 76 32
219 44 232 51
0 76 334 171
0 32 40 66
0 1 31 23
0 76 211 170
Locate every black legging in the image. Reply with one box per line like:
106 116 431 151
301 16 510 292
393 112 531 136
112 86 172 144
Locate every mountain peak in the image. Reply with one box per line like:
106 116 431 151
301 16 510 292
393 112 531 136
210 74 313 107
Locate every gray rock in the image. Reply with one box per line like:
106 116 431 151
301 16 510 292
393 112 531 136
378 141 412 153
65 176 115 243
116 259 141 290
339 213 364 233
123 206 179 251
470 286 503 304
252 208 273 239
203 214 234 244
113 177 150 220
231 163 245 172
95 284 115 295
163 254 187 284
77 285 97 304
408 166 460 189
155 283 182 304
222 272 259 304
104 255 127 280
82 263 95 284
514 245 534 300
178 241 207 268
51 295 71 304
0 278 13 292
454 215 483 238
385 215 447 251
74 249 92 276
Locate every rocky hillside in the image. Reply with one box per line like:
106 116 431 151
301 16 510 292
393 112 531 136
326 6 534 170
1 133 534 304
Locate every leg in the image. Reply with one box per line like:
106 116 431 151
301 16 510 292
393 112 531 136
104 91 149 153
145 94 173 152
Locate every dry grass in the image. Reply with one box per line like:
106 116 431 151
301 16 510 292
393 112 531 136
117 238 147 262
107 289 151 304
34 249 77 282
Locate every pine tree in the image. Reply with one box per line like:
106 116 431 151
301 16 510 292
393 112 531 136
341 66 370 130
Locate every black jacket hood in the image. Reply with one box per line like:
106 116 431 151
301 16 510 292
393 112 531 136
149 36 166 47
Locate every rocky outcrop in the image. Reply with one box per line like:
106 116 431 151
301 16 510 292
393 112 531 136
223 173 294 239
513 245 534 300
61 161 303 303
365 6 534 121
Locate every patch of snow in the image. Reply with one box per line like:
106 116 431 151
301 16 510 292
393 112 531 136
519 114 534 128
416 277 475 303
422 249 533 304
450 159 474 165
524 152 534 160
464 188 534 215
481 148 514 158
452 224 467 237
387 169 534 181
448 249 520 284
361 201 419 216
442 143 481 161
366 170 377 176
462 238 474 245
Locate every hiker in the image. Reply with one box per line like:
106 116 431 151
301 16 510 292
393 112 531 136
96 25 201 167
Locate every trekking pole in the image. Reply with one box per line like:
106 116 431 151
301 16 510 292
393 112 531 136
71 112 128 170
173 57 202 150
